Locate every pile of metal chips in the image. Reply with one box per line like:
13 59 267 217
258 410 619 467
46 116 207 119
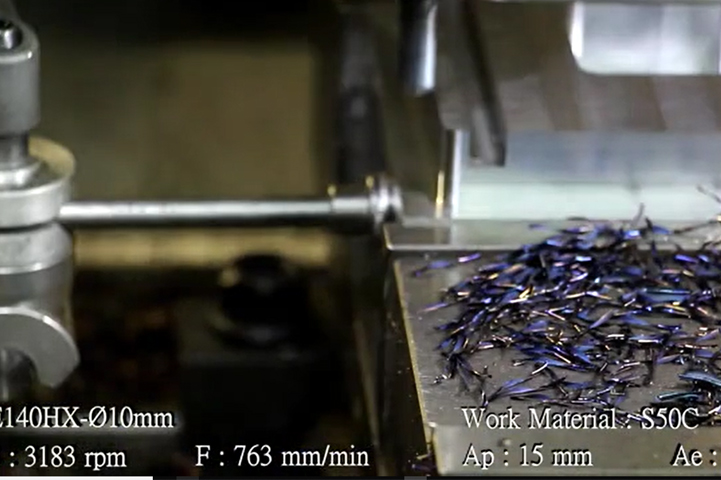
418 208 721 426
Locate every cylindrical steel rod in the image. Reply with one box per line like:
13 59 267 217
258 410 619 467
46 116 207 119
60 199 342 228
58 175 403 231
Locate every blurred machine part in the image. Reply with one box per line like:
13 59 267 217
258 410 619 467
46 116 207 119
177 253 331 476
0 0 402 402
0 3 77 398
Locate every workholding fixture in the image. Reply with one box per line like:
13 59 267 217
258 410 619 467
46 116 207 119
0 8 77 398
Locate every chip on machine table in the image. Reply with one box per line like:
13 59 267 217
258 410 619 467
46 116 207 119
338 0 721 475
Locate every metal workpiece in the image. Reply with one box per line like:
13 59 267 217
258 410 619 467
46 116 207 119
380 248 716 475
0 223 78 389
399 0 437 96
60 199 339 229
374 219 721 475
60 174 403 233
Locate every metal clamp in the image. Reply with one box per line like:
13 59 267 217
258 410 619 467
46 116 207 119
0 14 76 398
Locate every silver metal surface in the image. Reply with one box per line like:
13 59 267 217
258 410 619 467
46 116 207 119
0 14 72 228
0 135 31 169
368 217 721 476
0 223 78 388
0 6 79 396
0 17 38 136
60 174 403 233
60 199 338 228
366 1 721 221
0 136 73 228
460 1 721 220
366 173 404 231
569 3 721 75
387 219 707 252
